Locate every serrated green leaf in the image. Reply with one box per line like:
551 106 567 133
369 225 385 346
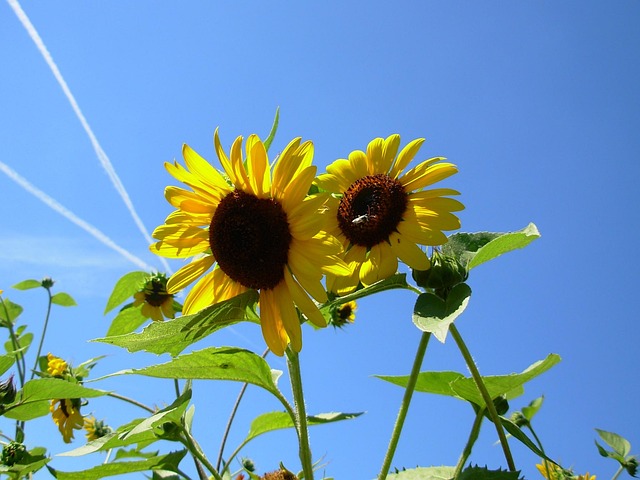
385 466 455 479
104 271 149 314
94 290 259 356
412 283 471 342
595 429 632 457
113 347 281 397
12 279 42 290
263 107 280 153
0 298 23 324
113 448 159 460
51 292 77 307
459 465 523 480
377 354 560 408
106 305 147 336
14 378 107 406
245 411 363 445
53 450 187 480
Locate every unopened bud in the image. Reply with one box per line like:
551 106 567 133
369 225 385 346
0 374 16 405
412 250 468 297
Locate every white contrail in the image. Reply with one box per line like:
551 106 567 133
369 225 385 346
0 160 155 272
6 0 172 274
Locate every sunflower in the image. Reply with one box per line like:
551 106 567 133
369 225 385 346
132 272 177 322
84 415 111 441
315 134 463 294
50 398 84 443
47 353 68 378
536 461 595 480
151 130 349 356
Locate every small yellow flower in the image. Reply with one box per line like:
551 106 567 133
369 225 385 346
316 135 463 294
47 353 68 377
0 289 3 296
132 273 176 322
330 300 357 328
151 130 349 355
50 398 84 443
84 415 111 441
536 461 595 480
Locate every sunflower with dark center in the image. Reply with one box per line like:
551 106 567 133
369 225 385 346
151 129 349 356
132 272 176 322
315 134 463 294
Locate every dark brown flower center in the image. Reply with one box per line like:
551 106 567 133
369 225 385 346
144 278 171 306
209 189 291 290
337 174 407 249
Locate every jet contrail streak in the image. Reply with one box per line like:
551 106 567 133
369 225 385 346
6 0 172 274
0 160 155 272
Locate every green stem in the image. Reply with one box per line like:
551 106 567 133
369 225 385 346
611 465 624 480
378 332 431 479
449 323 516 472
106 392 155 414
453 406 485 479
181 428 223 480
217 347 270 471
286 346 314 480
30 287 53 380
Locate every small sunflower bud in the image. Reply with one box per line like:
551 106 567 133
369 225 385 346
625 457 638 477
0 374 16 405
510 411 529 428
328 300 357 328
1 441 26 466
155 421 181 441
41 277 55 289
242 457 256 472
261 469 298 480
412 250 467 297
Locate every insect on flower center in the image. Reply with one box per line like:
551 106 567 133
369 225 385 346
209 189 292 290
337 174 407 249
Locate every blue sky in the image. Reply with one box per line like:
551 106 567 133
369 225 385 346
1 1 639 479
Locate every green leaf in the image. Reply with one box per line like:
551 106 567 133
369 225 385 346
0 446 49 477
320 273 411 317
51 292 77 307
112 347 282 397
60 390 192 456
595 429 632 458
12 279 42 290
245 411 363 445
0 298 23 324
377 354 560 408
412 283 471 342
459 465 523 480
0 354 16 376
5 332 33 357
104 271 149 314
51 450 187 480
500 416 557 464
106 305 147 336
450 354 560 407
95 290 259 356
443 223 540 270
1 399 50 420
12 378 107 407
385 466 455 479
263 106 280 153
521 396 544 421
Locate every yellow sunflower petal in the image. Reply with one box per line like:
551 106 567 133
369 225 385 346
166 256 215 294
284 269 326 328
272 138 304 194
326 265 361 295
389 232 430 270
230 135 251 192
349 149 370 177
182 270 216 315
410 205 462 231
259 289 288 356
246 134 271 197
288 194 330 240
360 242 398 286
408 188 461 202
409 196 465 213
320 158 360 192
164 209 211 226
151 225 209 247
401 161 458 192
182 144 230 192
214 129 237 185
150 240 210 259
389 138 425 179
281 165 317 210
274 282 302 352
379 134 401 175
366 137 385 174
396 219 448 246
